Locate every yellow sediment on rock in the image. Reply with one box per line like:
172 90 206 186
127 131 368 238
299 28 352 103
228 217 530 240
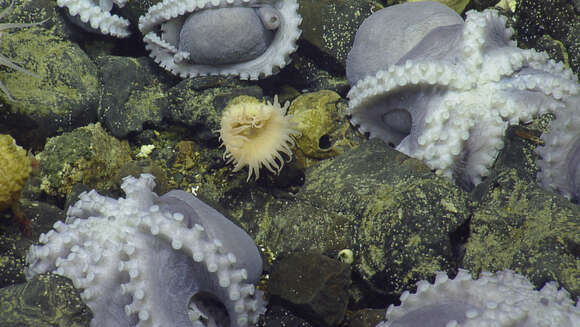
0 134 31 211
495 0 517 13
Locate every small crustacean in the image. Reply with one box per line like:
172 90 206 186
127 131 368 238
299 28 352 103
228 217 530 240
138 0 302 80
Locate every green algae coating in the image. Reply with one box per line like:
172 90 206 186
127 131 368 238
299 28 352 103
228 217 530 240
357 179 463 291
38 123 132 198
167 78 263 133
464 168 580 297
96 56 168 137
288 90 357 163
0 273 91 326
117 83 165 131
133 127 236 208
293 140 470 295
184 89 231 130
127 83 165 114
0 27 99 116
252 197 355 258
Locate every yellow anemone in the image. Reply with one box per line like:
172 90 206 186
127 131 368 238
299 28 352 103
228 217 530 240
219 95 299 181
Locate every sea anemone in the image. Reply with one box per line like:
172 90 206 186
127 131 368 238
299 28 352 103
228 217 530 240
0 1 42 101
219 95 299 181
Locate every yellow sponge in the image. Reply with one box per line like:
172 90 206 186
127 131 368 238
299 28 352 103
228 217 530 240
0 134 31 211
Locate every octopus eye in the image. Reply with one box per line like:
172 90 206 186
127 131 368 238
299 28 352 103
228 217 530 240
382 108 412 136
258 5 281 30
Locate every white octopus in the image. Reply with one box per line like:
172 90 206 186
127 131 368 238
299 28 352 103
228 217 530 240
56 0 131 37
377 269 579 327
346 2 579 191
26 174 266 327
138 0 302 79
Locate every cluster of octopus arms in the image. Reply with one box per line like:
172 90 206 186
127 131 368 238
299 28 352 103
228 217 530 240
23 0 580 326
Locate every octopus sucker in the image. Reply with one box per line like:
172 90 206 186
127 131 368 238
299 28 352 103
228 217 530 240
346 2 580 192
536 97 580 202
138 0 301 79
56 0 131 37
377 269 579 327
26 174 266 327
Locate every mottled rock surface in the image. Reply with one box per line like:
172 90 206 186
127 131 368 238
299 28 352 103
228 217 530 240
268 253 351 326
0 25 99 143
165 77 264 142
298 0 378 68
0 273 91 327
228 139 471 297
97 56 167 138
515 0 580 78
464 168 580 297
37 123 132 199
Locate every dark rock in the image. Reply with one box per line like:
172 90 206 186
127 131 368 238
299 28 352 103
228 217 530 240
0 273 91 326
37 123 133 200
515 0 580 78
286 56 350 95
0 200 64 288
97 56 168 138
165 78 263 143
348 308 386 327
515 0 576 44
21 200 66 242
463 168 580 297
298 0 378 69
220 139 470 300
0 25 100 147
465 0 499 11
297 139 470 295
268 253 351 326
260 304 316 327
0 222 29 288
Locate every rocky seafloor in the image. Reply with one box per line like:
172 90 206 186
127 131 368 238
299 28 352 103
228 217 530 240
0 0 578 326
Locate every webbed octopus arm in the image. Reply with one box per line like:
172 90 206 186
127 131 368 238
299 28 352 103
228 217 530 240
536 92 580 201
138 0 302 80
346 2 580 192
377 269 579 327
26 174 266 327
56 0 131 37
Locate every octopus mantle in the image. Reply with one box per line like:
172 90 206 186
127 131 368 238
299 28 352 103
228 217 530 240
138 0 302 79
347 3 579 190
26 174 265 327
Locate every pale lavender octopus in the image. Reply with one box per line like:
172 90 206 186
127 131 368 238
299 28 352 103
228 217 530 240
376 269 579 327
346 1 580 194
139 0 302 79
26 174 266 327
